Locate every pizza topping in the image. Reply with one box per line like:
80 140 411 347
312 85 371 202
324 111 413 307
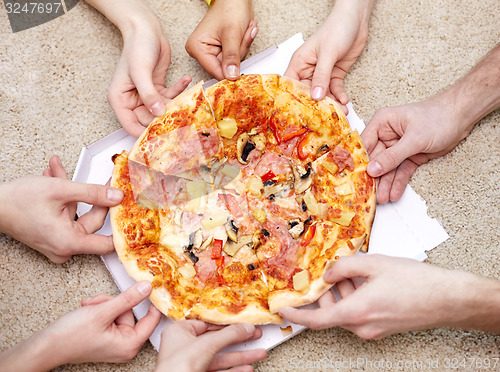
237 129 266 164
331 210 356 226
330 146 354 172
225 219 239 242
301 223 317 247
223 234 252 256
303 190 328 218
187 229 203 251
217 118 238 139
178 264 197 279
292 270 310 292
291 161 313 194
335 182 355 196
251 208 267 223
288 219 304 239
211 239 223 259
201 211 229 230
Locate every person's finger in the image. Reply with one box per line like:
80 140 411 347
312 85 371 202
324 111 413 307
209 349 267 371
133 304 162 342
81 293 113 307
310 51 337 101
133 106 156 127
101 281 153 322
238 20 258 59
70 233 115 256
199 324 258 354
220 25 244 80
337 279 356 298
376 169 396 204
279 305 344 330
159 76 192 101
329 74 349 107
48 155 69 180
389 159 419 202
57 181 123 207
76 203 110 233
323 256 380 284
318 288 336 306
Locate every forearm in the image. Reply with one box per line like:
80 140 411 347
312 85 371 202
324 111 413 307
443 270 500 333
0 331 64 372
84 0 161 39
331 0 376 25
434 43 500 137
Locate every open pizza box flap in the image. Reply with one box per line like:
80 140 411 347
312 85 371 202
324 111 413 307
73 33 449 352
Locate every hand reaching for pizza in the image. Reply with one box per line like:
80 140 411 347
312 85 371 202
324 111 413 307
155 320 267 371
108 17 192 138
185 0 257 81
0 155 123 263
279 255 500 339
0 281 161 370
361 98 474 204
285 0 375 112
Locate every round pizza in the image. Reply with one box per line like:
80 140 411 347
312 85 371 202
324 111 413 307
110 74 376 324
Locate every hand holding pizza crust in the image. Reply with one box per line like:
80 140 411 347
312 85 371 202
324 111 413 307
155 320 267 372
0 155 122 263
279 255 500 339
362 43 500 203
285 0 376 110
185 0 257 81
0 281 161 370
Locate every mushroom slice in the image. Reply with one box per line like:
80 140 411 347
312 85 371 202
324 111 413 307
290 161 313 194
187 229 203 251
252 230 263 249
225 220 239 242
236 129 265 164
197 235 213 252
288 219 305 239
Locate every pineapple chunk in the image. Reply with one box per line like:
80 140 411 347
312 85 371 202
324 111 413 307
335 182 354 196
251 208 267 223
217 118 238 139
332 210 355 226
322 161 339 175
246 175 264 196
178 264 196 279
293 270 310 292
303 190 319 215
223 235 252 256
221 163 240 179
201 212 228 230
186 180 209 200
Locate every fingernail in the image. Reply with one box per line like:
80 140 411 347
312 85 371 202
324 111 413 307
251 27 258 39
137 281 152 295
226 64 239 79
312 87 323 100
151 102 165 117
367 161 382 177
243 324 255 334
107 187 123 202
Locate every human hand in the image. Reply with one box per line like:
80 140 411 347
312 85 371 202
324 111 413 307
279 255 469 339
186 0 257 81
361 97 474 203
108 14 192 137
285 0 375 112
0 155 123 263
0 281 161 371
155 320 267 371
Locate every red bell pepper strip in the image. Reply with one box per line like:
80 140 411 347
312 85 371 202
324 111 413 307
211 239 223 259
301 223 317 246
261 170 276 182
269 115 282 144
282 127 308 142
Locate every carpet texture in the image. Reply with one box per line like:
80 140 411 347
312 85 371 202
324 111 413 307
0 0 499 371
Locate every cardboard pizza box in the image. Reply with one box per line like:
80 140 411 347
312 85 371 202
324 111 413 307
73 33 449 352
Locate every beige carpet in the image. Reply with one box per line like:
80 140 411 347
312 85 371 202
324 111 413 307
1 0 499 371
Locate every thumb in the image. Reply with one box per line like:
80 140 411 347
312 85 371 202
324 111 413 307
310 53 337 101
130 66 166 117
60 182 124 206
366 134 420 178
102 281 153 322
201 324 256 353
220 29 243 80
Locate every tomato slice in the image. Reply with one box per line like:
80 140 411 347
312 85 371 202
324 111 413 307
211 239 223 259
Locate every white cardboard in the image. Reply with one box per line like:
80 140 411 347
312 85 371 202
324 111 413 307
74 33 449 352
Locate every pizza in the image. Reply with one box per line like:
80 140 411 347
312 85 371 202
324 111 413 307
110 74 376 324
